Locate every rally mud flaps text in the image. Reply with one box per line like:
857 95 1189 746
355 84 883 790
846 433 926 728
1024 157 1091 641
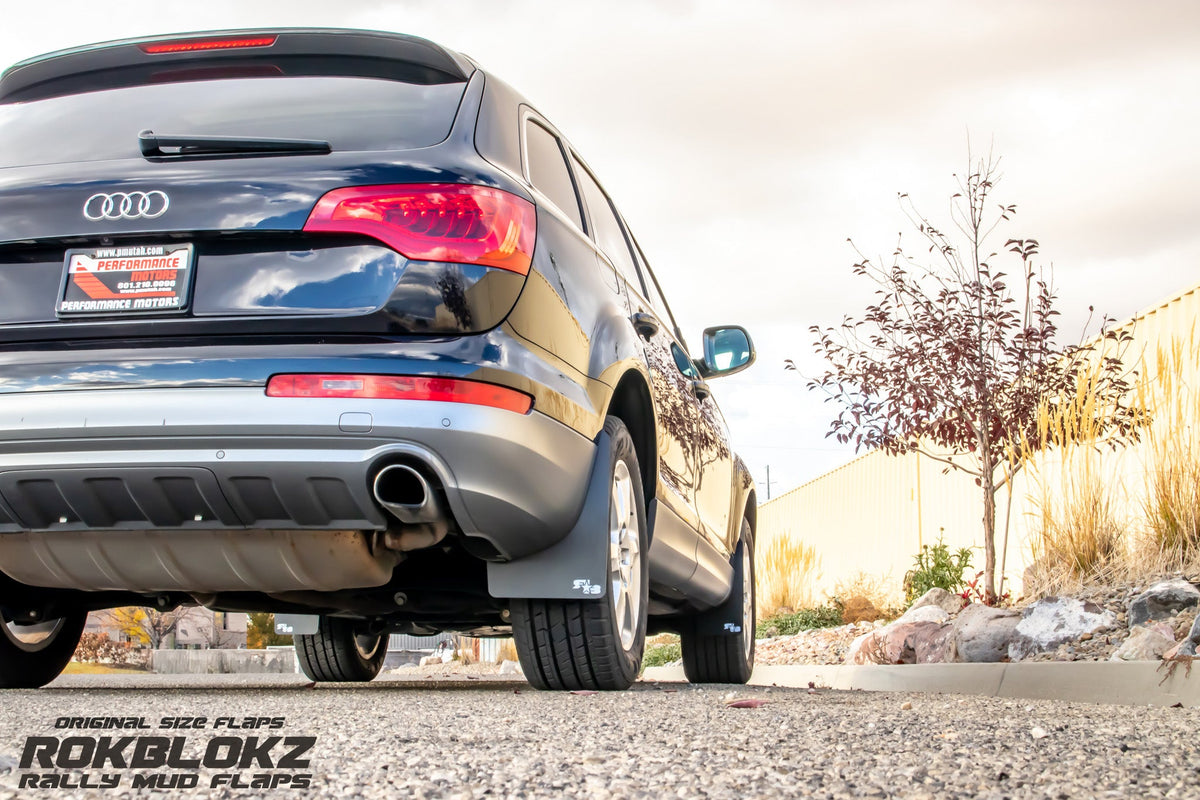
17 716 313 790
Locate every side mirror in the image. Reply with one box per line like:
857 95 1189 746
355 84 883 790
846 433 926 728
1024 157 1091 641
699 325 755 378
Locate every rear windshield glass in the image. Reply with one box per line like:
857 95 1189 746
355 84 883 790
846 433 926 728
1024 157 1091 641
0 76 465 169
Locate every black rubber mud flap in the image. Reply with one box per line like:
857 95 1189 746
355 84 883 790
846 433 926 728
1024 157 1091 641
681 522 754 684
487 430 612 600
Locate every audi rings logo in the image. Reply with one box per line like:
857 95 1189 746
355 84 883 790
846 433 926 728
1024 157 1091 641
82 191 170 221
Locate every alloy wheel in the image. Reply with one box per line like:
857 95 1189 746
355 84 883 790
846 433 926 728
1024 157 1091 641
609 460 642 651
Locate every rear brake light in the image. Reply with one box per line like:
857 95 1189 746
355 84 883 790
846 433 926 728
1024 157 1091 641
266 374 533 414
303 184 536 276
140 36 278 54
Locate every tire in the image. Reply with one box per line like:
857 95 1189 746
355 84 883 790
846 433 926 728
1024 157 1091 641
294 616 386 682
0 608 86 689
681 520 755 684
511 416 649 691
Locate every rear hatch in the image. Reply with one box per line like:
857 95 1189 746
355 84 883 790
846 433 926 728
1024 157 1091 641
0 30 530 345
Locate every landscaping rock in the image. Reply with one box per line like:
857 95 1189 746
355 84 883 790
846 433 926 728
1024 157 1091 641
877 622 922 665
902 622 957 664
1111 626 1175 661
1127 579 1200 628
1008 597 1117 661
842 596 881 624
846 630 887 665
1149 621 1177 641
499 659 524 676
952 604 1020 663
1173 611 1196 641
846 620 955 664
1179 614 1200 656
910 587 966 616
898 605 951 625
847 622 915 665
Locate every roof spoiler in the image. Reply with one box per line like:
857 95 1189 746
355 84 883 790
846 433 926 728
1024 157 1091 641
0 28 474 103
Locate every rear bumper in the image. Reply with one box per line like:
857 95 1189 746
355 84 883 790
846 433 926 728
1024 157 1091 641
0 386 595 561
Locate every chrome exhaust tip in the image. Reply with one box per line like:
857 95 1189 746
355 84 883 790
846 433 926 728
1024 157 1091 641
373 464 438 525
372 464 451 551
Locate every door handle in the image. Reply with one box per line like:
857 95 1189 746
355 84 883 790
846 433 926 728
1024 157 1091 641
631 312 659 340
691 380 711 401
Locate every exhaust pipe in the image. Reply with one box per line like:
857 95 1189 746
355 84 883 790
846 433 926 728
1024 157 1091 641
372 464 451 551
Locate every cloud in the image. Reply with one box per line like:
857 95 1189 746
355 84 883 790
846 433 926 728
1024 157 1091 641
1 0 1197 492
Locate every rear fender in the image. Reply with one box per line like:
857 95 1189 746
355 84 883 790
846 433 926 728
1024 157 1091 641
486 428 612 600
588 309 646 388
727 456 756 548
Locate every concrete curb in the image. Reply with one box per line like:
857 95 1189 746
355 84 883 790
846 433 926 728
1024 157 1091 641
643 660 1200 707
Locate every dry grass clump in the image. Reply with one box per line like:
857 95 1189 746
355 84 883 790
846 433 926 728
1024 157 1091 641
1026 328 1200 595
456 639 476 665
1138 334 1200 563
1031 454 1127 592
1026 353 1138 595
496 638 519 664
755 531 820 619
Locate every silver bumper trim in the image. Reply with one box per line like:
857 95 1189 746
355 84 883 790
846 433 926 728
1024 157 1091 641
0 387 595 561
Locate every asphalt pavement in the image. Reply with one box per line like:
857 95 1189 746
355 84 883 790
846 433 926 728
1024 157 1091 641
1 673 1197 798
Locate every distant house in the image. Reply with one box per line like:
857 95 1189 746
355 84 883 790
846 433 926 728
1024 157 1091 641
176 610 247 649
85 607 247 649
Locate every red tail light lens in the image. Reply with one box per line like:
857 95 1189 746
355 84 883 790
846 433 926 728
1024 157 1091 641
303 184 536 275
266 374 533 414
140 36 278 54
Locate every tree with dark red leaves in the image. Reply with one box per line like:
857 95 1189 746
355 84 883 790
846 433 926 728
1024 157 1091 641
797 156 1142 602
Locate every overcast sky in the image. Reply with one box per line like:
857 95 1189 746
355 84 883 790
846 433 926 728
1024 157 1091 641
3 1 1198 498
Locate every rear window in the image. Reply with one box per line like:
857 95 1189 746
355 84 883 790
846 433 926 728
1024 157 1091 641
0 76 465 169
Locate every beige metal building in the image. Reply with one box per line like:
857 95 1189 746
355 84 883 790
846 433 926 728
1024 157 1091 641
757 278 1200 607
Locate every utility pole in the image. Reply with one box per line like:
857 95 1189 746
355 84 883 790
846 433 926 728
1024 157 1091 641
758 465 777 501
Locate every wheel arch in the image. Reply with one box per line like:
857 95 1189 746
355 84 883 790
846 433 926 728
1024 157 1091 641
603 368 657 522
733 456 757 544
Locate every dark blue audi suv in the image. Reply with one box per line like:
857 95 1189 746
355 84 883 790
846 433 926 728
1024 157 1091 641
0 28 757 690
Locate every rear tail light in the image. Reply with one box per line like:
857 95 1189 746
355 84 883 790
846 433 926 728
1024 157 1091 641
303 184 536 276
139 36 278 54
266 374 533 414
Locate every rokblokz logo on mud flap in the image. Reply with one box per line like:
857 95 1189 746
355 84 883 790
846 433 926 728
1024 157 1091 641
17 715 314 790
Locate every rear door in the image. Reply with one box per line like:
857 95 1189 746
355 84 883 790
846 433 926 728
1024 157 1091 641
568 157 704 533
628 243 733 554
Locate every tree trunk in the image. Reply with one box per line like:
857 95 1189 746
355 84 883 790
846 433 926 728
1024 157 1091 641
981 470 997 604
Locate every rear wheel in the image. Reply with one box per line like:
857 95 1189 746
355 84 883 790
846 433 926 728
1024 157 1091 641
294 617 386 682
0 608 86 689
511 416 648 691
681 520 755 684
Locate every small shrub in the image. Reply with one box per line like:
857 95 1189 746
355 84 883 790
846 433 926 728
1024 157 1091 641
755 605 843 638
827 570 903 619
840 596 880 624
642 643 682 668
960 570 1011 606
246 612 293 649
73 633 147 668
903 536 972 605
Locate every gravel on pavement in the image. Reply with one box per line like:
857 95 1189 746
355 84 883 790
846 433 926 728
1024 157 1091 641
0 673 1196 799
